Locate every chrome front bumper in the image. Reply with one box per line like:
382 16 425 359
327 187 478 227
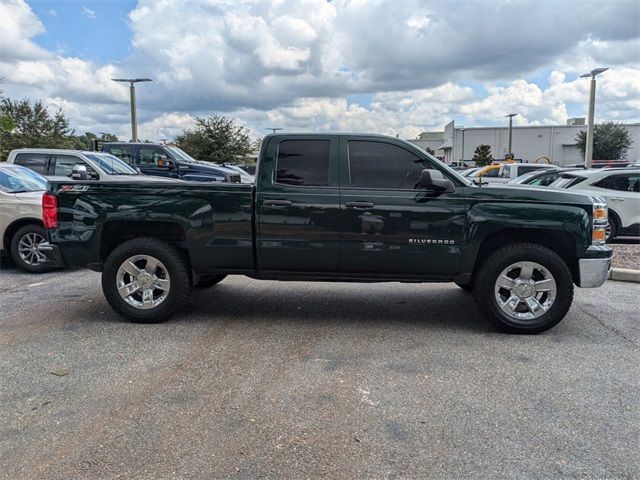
578 257 612 288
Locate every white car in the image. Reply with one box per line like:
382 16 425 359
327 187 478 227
0 163 51 272
549 168 640 240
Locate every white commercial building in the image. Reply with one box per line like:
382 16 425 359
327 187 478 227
409 120 640 166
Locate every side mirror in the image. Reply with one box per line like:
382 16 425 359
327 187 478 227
71 164 89 180
419 169 455 193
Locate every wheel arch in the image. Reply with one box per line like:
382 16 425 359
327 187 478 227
470 228 580 285
3 217 43 253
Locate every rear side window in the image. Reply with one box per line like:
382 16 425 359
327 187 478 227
519 166 544 175
595 174 640 192
348 141 424 189
107 145 133 164
276 140 330 186
14 153 49 174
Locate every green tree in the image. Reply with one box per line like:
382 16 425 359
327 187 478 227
71 131 119 150
472 144 493 166
175 115 252 164
576 122 633 160
0 84 14 134
0 98 76 159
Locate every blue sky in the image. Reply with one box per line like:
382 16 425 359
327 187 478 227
29 0 134 62
1 0 638 141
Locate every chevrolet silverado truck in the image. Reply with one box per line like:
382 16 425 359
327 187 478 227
40 134 612 333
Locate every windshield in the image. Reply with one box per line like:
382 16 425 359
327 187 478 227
549 175 584 189
167 146 197 163
508 169 548 184
0 165 47 193
85 153 138 175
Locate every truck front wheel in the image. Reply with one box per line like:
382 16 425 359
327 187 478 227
102 238 192 323
472 243 574 334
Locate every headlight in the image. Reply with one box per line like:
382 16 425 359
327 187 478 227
592 202 608 244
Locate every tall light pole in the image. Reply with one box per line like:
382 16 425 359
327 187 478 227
460 128 466 163
505 113 518 159
580 68 609 168
111 78 152 142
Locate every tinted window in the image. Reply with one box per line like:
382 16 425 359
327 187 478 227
519 166 544 175
595 174 640 192
53 155 83 176
14 153 49 174
276 140 330 186
139 146 167 166
107 145 133 164
348 141 423 189
530 172 559 186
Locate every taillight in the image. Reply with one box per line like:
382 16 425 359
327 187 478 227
42 193 58 229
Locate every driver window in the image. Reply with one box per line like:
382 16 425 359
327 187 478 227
348 141 424 189
139 147 166 166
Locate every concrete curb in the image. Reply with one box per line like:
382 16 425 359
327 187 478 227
609 268 640 283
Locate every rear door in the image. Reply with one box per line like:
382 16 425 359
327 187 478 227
256 136 341 273
339 137 467 276
13 152 51 175
595 173 640 229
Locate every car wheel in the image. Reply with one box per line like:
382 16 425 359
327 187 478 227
605 213 619 242
195 274 227 288
473 242 573 334
101 238 192 323
10 224 52 273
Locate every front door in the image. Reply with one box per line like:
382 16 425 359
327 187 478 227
257 136 341 273
137 145 179 178
339 138 467 277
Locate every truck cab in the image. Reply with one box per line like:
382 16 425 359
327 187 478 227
101 143 243 183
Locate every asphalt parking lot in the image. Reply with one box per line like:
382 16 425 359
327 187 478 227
1 267 638 479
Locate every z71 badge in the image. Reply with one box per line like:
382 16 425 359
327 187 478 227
60 185 90 192
409 238 456 245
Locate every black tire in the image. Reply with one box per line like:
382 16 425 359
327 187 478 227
101 238 192 323
606 212 619 242
195 274 227 288
10 224 52 273
454 280 473 292
472 242 574 334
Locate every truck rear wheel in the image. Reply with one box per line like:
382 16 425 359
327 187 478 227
101 238 192 323
472 243 574 334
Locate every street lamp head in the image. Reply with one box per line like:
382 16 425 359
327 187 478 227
505 113 518 118
580 68 609 79
111 78 153 84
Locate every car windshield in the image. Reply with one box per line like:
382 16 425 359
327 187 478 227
549 175 583 188
85 153 138 175
508 169 551 184
0 165 47 193
167 147 197 163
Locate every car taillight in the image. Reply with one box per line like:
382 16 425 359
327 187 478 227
42 193 58 229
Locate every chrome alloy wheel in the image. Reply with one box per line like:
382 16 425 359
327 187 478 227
18 232 47 265
494 261 557 321
116 255 171 309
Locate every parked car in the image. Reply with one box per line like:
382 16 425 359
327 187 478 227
549 168 640 240
9 149 140 180
507 167 584 187
7 149 188 185
498 163 556 181
0 164 51 272
101 143 244 183
41 133 611 334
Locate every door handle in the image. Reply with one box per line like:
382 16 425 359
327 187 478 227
345 201 375 209
263 199 292 206
610 197 624 201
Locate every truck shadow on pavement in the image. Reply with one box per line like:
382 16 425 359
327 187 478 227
174 281 491 333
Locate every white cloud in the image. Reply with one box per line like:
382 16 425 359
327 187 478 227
0 0 638 142
81 5 96 19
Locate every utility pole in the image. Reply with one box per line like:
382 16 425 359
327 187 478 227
505 113 518 159
580 68 609 168
111 78 152 142
266 127 283 134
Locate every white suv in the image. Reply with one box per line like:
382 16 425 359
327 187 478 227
549 168 640 240
0 164 51 272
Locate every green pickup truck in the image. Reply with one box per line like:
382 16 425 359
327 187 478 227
41 134 612 333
